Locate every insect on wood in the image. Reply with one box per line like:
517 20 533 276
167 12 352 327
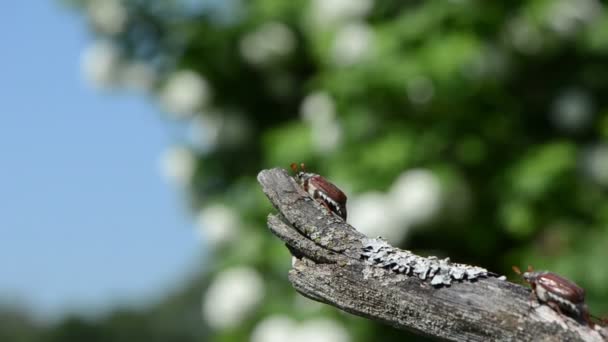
513 265 592 326
290 163 347 220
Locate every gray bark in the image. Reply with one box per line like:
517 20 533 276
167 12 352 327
257 168 608 342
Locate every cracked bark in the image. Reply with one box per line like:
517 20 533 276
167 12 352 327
257 168 608 342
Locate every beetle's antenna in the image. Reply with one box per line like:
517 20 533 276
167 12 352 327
527 265 534 273
512 266 522 275
290 163 298 173
300 163 306 172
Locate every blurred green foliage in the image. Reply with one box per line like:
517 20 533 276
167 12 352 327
5 0 608 340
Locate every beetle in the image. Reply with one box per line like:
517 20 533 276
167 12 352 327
513 265 592 326
290 163 347 220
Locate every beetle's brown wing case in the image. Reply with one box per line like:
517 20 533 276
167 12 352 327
538 273 585 303
308 176 347 204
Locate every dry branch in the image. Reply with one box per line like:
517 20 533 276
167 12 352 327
257 168 608 342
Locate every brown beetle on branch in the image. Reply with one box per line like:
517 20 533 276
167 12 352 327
290 163 347 220
513 265 593 327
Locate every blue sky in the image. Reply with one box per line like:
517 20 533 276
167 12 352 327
0 2 201 319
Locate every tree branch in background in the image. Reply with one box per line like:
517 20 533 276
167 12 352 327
257 168 608 342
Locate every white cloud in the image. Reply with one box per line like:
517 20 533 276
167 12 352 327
203 267 265 329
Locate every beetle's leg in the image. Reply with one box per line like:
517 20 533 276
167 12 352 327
547 301 564 316
318 199 332 213
524 288 538 313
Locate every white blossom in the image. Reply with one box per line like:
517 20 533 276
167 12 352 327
203 267 265 329
121 61 156 92
551 89 593 132
505 17 542 54
547 0 601 37
80 40 122 89
196 204 240 248
406 76 435 105
159 146 196 187
250 315 296 342
190 111 252 152
300 92 342 153
189 114 222 153
300 91 336 124
389 169 442 227
348 192 405 244
294 319 351 342
217 114 251 147
313 121 342 153
87 0 127 35
582 144 608 186
240 22 295 66
293 295 324 314
332 22 374 66
308 0 373 28
160 70 210 118
465 45 509 80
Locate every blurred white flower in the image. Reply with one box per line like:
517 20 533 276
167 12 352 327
160 70 210 118
294 319 351 342
313 121 342 153
87 0 127 35
190 111 252 153
582 144 608 186
121 61 156 92
308 0 373 28
389 169 442 227
332 22 374 66
300 91 336 124
505 17 542 54
196 204 240 248
348 192 404 244
551 89 593 132
547 0 601 37
203 267 265 329
218 113 252 147
293 295 324 314
80 40 122 89
240 22 295 66
250 315 296 342
406 76 435 105
189 114 222 153
300 91 342 153
466 45 509 80
159 146 196 187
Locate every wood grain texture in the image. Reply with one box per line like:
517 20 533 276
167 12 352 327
258 168 608 342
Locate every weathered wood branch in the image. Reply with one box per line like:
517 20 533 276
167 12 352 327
258 168 608 342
